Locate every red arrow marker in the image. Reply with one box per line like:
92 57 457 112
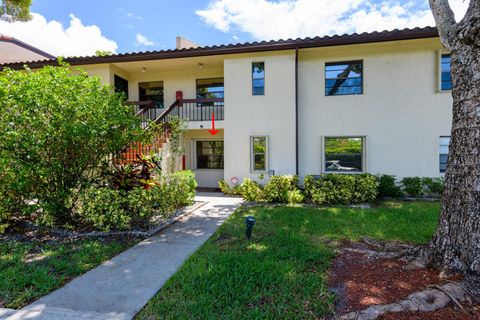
208 111 220 135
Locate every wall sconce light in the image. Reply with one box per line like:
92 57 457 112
198 63 204 69
141 67 146 73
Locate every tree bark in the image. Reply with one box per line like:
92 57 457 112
423 0 480 276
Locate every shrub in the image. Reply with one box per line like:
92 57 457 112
422 177 444 196
218 180 242 195
401 177 423 198
305 174 378 205
240 178 263 202
78 171 196 231
376 174 404 199
263 175 299 203
0 63 145 226
352 174 379 203
287 189 305 204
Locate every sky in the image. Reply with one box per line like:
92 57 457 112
0 0 469 57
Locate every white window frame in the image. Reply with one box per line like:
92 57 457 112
437 50 452 93
321 136 367 173
250 136 269 173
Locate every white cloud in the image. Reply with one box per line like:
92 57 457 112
135 33 155 46
196 0 469 40
0 13 118 57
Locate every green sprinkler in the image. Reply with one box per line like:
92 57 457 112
245 216 256 239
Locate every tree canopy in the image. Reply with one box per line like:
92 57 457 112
0 0 32 22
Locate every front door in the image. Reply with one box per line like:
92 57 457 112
194 140 224 188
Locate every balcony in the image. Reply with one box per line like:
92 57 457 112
128 98 224 124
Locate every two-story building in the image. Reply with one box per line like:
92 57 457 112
0 27 453 188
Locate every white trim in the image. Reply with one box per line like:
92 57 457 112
321 135 367 174
250 135 269 173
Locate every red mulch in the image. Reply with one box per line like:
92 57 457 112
327 242 478 319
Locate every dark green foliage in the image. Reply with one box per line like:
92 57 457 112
137 201 440 319
0 64 144 227
401 177 424 198
106 154 161 191
376 174 404 199
263 175 299 203
422 177 445 196
305 174 378 205
78 171 197 231
0 0 32 22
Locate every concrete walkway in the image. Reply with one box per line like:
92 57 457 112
4 193 243 320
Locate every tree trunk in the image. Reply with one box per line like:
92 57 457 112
423 26 480 275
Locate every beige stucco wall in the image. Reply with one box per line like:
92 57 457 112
80 64 112 85
298 38 452 178
224 51 297 182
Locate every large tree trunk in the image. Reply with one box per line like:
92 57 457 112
423 0 480 276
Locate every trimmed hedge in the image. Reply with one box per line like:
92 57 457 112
305 174 378 205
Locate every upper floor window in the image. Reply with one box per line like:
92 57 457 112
439 136 450 173
324 136 364 172
197 78 224 99
325 61 363 96
114 75 129 99
139 81 164 108
440 54 452 91
252 62 265 96
251 136 268 172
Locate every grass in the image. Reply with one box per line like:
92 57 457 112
137 201 440 320
0 238 137 309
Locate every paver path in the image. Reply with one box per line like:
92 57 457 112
4 193 243 320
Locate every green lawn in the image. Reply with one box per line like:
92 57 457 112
137 201 440 320
0 238 137 309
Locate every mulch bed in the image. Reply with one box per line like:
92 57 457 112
328 242 478 319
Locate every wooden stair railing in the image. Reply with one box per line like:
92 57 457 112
116 100 180 163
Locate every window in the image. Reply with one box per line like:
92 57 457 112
325 61 363 96
196 78 224 107
139 81 164 108
440 54 452 91
440 136 450 173
250 136 268 172
196 141 224 169
324 137 364 172
114 75 129 99
252 62 265 95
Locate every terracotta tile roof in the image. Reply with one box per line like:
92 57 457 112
0 26 439 70
0 34 55 62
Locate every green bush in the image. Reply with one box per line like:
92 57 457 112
78 171 196 231
353 174 379 203
240 178 263 202
287 189 305 204
218 180 242 195
305 174 378 205
376 174 404 199
422 177 444 196
0 63 145 227
401 177 423 198
263 175 299 203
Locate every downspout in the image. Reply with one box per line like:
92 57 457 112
295 47 299 176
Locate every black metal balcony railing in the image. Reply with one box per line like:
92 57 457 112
170 98 224 121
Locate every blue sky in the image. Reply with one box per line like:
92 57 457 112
29 0 244 53
0 0 468 57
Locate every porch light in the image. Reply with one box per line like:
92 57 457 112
141 67 146 73
198 63 204 69
245 216 256 239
